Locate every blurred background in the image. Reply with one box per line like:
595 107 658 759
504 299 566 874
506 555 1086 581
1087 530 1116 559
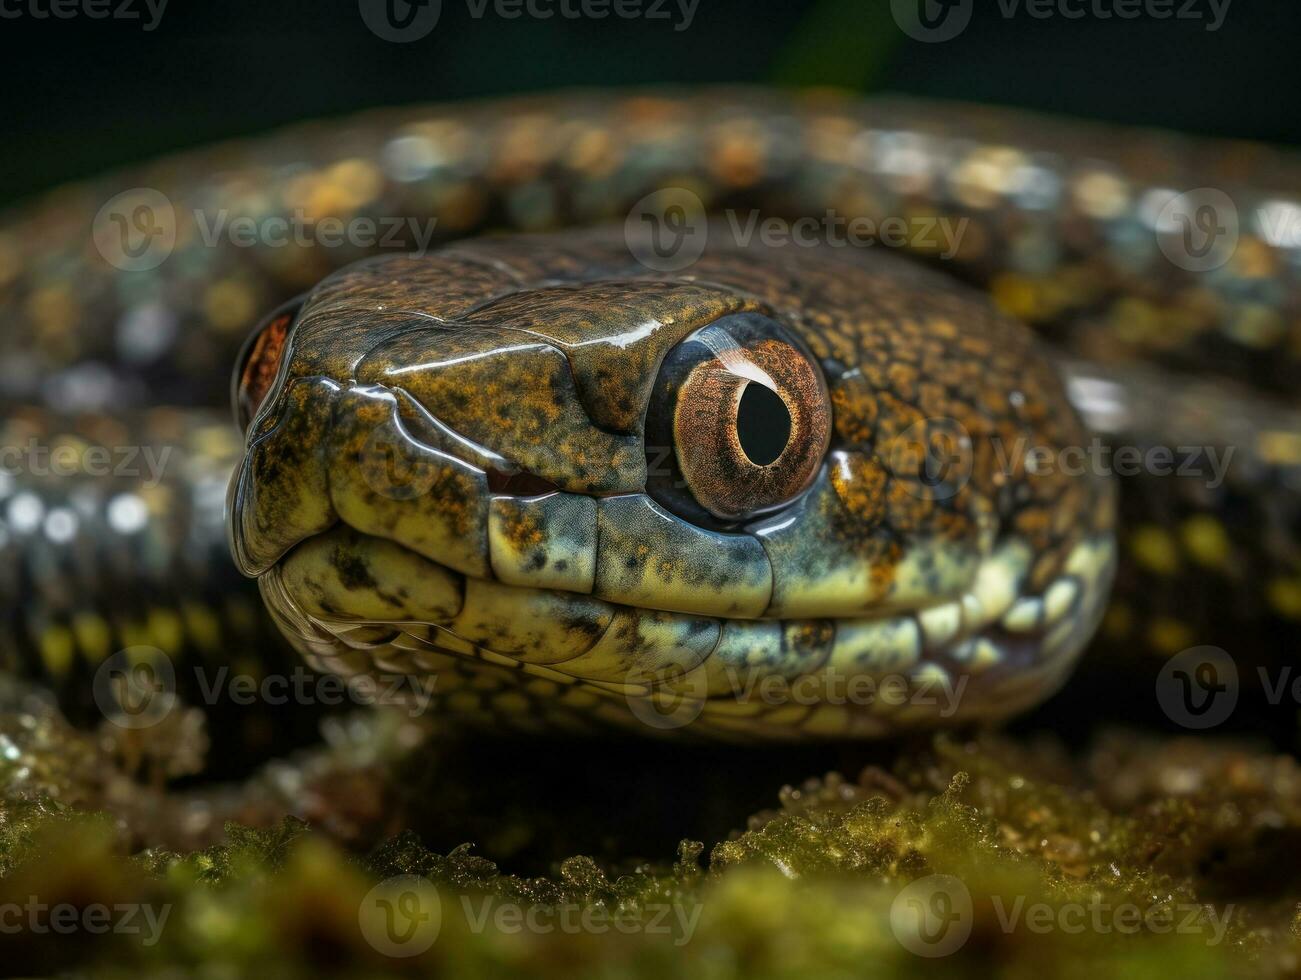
2 0 1298 208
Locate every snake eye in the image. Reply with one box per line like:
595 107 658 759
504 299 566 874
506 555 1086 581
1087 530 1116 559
646 313 832 524
233 296 304 433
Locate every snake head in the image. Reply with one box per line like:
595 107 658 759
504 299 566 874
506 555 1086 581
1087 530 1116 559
228 232 1115 738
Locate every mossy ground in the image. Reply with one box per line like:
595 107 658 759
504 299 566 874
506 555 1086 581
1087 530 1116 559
4 714 1301 978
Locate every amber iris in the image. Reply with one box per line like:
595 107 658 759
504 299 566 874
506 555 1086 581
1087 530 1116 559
648 314 831 524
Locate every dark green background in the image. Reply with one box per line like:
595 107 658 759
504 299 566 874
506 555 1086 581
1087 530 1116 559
1 0 1297 207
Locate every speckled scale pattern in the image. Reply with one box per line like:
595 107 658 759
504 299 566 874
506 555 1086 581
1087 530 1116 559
1 89 1300 738
228 232 1114 737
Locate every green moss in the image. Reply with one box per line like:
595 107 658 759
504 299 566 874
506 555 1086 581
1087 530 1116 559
4 675 1300 976
5 723 1301 977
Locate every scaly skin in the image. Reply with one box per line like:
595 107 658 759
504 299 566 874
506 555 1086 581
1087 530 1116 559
1 89 1298 742
229 236 1114 737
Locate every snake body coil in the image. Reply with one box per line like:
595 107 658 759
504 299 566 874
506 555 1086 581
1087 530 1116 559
3 90 1299 740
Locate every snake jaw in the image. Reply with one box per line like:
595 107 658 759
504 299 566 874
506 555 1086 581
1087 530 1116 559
248 517 1114 737
229 236 1117 738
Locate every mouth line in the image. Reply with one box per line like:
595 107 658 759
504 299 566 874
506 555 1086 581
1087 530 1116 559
486 468 563 496
254 508 1114 739
263 516 1072 668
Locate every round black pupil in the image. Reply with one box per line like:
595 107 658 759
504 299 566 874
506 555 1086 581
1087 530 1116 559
736 383 791 466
